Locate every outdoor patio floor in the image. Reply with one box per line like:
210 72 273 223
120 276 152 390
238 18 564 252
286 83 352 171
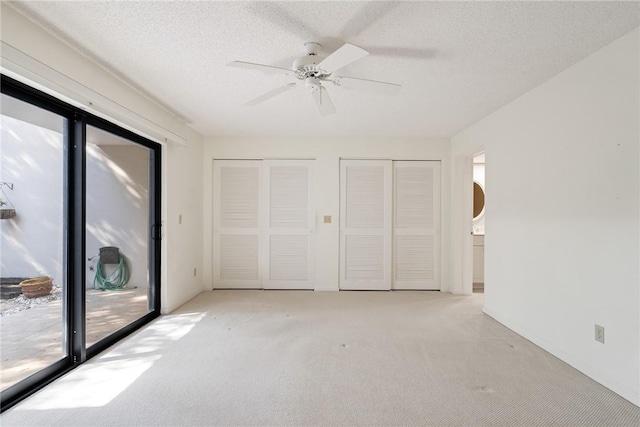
0 287 148 391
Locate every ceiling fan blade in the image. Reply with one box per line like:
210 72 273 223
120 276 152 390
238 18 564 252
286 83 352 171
318 43 369 73
248 2 322 41
245 83 299 106
333 76 401 95
341 2 400 41
311 86 336 116
227 61 293 75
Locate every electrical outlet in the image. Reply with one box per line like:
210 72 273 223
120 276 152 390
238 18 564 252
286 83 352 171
595 324 605 344
324 215 332 224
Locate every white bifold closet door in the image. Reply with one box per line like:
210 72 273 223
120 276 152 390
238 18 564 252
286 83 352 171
393 161 441 290
213 160 262 289
213 159 314 290
262 160 315 289
339 160 392 290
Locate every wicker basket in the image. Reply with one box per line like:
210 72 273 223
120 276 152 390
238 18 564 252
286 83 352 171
20 277 53 298
0 208 16 220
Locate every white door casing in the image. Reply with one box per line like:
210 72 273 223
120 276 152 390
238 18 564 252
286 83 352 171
262 160 315 289
393 161 441 290
213 160 262 289
339 160 392 290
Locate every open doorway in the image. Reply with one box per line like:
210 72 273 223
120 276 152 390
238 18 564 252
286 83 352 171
472 153 485 293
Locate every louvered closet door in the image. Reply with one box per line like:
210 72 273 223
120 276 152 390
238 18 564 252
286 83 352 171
262 160 315 289
213 160 262 289
339 160 392 290
393 161 441 290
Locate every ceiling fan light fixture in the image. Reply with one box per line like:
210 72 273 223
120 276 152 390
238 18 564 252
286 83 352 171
305 77 320 90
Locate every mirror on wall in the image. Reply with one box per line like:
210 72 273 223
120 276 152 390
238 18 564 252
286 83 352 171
473 181 485 219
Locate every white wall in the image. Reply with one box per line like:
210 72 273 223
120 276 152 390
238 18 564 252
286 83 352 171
203 137 451 292
452 28 640 405
162 140 204 313
1 109 155 295
86 144 149 290
0 114 64 285
1 3 205 313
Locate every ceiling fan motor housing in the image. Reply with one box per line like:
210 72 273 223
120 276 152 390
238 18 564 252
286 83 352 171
304 42 322 55
293 58 330 80
293 42 330 80
293 54 322 70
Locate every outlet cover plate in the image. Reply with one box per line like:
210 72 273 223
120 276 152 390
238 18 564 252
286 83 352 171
595 324 605 344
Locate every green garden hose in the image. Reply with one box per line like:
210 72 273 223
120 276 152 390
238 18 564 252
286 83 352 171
93 254 129 291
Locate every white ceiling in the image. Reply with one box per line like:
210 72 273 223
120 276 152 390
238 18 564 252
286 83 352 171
10 1 640 139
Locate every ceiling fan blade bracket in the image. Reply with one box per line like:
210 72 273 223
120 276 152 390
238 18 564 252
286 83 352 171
328 77 342 87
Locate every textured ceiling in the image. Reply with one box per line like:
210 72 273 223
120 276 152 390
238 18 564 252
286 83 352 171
9 1 640 139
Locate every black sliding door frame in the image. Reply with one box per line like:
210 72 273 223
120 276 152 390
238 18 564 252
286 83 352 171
83 114 162 359
0 75 162 411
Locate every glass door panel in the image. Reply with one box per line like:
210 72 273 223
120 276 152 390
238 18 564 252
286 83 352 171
0 94 67 391
85 125 151 347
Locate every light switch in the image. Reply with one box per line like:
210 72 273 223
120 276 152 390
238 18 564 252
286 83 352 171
324 215 332 224
178 214 182 224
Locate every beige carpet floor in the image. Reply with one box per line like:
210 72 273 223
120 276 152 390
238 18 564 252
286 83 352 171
1 290 639 426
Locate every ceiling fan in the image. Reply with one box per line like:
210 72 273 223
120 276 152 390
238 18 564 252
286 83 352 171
227 42 401 116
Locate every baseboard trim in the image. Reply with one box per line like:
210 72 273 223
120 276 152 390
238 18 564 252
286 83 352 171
483 306 640 407
162 289 203 314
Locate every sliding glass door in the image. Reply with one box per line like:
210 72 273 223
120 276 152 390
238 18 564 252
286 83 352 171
0 75 162 411
85 125 153 347
0 93 68 391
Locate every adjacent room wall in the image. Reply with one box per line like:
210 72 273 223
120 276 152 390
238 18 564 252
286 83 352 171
203 137 451 292
472 160 485 235
452 28 640 404
1 4 205 313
